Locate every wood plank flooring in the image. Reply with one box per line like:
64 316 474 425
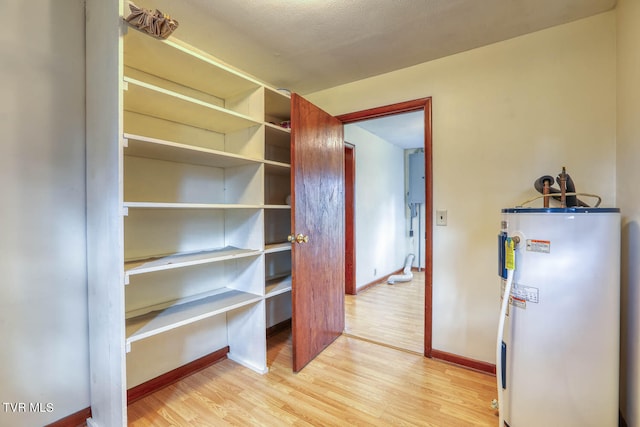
127 328 498 426
345 271 425 353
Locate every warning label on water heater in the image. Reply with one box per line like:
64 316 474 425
526 239 550 253
501 282 540 309
512 284 539 304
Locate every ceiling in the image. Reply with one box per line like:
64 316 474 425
138 0 615 95
133 0 616 148
350 110 425 149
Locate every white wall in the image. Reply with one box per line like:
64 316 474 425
345 125 407 289
0 1 89 426
616 1 640 425
309 12 617 363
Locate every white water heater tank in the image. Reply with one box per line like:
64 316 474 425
499 207 620 427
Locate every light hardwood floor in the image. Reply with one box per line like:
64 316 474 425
345 271 425 353
127 328 498 426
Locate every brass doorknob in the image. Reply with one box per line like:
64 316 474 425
288 233 309 244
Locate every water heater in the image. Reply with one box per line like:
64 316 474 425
408 151 425 204
498 207 620 427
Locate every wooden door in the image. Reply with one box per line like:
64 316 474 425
290 94 345 372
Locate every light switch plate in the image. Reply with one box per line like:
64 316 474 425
436 210 447 226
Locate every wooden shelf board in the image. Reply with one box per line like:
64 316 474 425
124 202 264 209
264 242 292 253
264 161 291 175
124 29 262 99
126 288 262 345
124 133 262 168
265 121 291 134
125 246 261 277
124 77 261 133
265 275 292 298
262 204 291 210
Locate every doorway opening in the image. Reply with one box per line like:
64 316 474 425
337 98 433 357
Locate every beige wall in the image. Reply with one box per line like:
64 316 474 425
616 0 640 425
308 12 617 363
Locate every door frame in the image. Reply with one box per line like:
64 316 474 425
336 97 433 357
344 142 356 295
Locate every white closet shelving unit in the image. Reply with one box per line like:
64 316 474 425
263 88 293 328
86 3 292 424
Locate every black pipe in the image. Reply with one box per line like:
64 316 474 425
533 174 589 207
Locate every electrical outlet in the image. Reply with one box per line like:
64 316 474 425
374 268 377 276
436 210 447 226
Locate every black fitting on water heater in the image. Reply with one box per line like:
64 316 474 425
533 168 588 207
534 176 555 193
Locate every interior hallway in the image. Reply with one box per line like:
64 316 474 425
345 271 425 354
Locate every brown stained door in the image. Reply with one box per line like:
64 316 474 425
290 93 345 372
